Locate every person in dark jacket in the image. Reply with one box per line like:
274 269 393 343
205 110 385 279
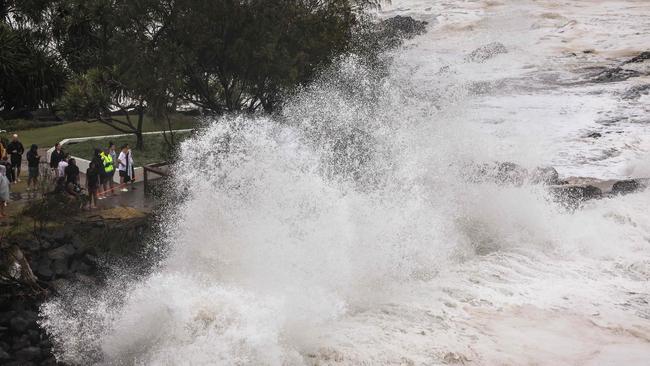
86 161 101 209
26 144 40 191
6 134 24 183
50 143 65 176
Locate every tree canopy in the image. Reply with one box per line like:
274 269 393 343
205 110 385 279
1 0 388 147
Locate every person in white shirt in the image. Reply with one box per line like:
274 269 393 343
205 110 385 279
57 154 69 178
118 144 135 192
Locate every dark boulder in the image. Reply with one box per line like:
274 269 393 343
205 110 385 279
15 347 41 361
529 166 560 185
46 244 75 261
9 317 29 333
623 51 650 64
11 335 30 350
611 180 646 195
370 15 429 50
381 15 428 39
466 42 508 63
592 67 641 83
0 348 10 361
51 258 69 276
586 132 602 138
549 185 602 207
35 260 53 280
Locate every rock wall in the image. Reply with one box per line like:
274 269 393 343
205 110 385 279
0 208 153 366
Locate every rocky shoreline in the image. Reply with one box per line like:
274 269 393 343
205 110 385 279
0 208 154 366
468 161 648 208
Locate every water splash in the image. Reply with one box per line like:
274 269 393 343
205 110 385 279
41 6 650 365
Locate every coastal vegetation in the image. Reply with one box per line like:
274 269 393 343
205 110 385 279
1 0 382 149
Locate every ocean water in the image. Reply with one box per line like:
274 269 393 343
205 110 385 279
41 1 650 365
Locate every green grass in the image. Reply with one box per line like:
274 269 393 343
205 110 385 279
4 114 198 148
65 132 191 167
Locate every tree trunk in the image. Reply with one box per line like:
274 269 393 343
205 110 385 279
136 101 145 150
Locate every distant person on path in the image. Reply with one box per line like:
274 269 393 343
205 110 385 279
100 146 115 197
118 144 135 192
50 143 65 177
86 161 100 209
26 144 41 191
0 165 9 219
6 134 24 183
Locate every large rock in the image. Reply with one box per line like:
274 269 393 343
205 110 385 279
381 15 428 39
471 161 528 186
623 51 650 64
549 185 602 207
51 258 69 276
35 260 53 280
9 317 29 333
592 51 650 83
529 166 560 185
15 347 41 361
610 179 646 195
46 244 75 261
466 42 508 63
0 348 10 361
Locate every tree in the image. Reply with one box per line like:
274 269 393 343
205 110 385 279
60 67 149 149
0 2 67 116
168 0 357 114
55 0 177 150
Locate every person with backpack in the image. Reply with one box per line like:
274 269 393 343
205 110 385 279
26 144 41 192
6 134 24 183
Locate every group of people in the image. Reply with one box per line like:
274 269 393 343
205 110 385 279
50 141 137 209
0 134 33 218
0 134 137 216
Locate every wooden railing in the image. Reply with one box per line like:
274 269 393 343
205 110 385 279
143 161 170 194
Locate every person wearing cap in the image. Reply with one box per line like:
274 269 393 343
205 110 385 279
6 134 24 183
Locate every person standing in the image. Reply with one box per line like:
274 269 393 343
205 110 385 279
0 141 6 160
127 144 136 190
26 144 41 191
1 156 12 183
64 158 81 198
109 142 118 186
86 161 100 209
117 144 133 192
100 147 115 197
50 143 65 177
0 165 9 219
6 134 24 183
57 154 70 178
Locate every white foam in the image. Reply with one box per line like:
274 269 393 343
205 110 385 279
41 1 650 365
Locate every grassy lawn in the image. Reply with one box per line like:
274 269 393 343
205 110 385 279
4 114 198 148
65 132 191 167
